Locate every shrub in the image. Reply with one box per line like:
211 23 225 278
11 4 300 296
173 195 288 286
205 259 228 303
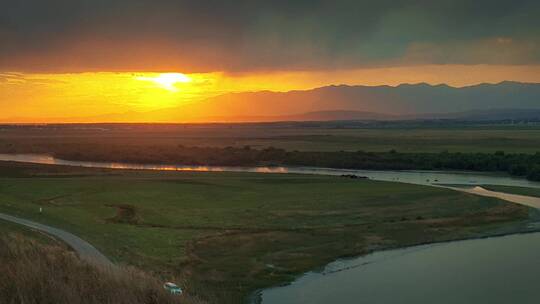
527 165 540 181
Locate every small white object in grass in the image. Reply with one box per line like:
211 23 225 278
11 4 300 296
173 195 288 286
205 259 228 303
164 282 183 295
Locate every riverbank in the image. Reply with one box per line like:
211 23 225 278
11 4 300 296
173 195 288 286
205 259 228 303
1 132 540 181
258 228 540 304
252 209 540 304
0 160 536 303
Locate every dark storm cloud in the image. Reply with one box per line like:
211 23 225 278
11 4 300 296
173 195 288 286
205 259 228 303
1 0 539 72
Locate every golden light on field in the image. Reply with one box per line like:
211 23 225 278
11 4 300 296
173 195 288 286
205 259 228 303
135 73 192 91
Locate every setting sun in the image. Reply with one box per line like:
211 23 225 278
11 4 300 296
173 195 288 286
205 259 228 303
135 73 191 91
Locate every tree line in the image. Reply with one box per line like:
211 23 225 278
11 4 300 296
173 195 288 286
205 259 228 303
37 144 540 181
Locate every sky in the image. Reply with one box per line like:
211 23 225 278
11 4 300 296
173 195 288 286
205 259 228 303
1 0 540 121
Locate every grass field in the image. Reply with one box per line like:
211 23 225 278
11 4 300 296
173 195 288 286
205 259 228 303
0 161 535 303
0 219 58 245
0 214 201 303
2 124 540 153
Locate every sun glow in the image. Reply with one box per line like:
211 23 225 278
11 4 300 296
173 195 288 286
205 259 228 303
135 73 191 91
3 65 540 123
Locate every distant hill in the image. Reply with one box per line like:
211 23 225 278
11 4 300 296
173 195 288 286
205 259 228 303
417 108 540 121
256 108 540 122
4 81 540 123
136 81 539 122
194 110 397 122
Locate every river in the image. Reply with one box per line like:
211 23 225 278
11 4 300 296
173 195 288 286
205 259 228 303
259 231 540 304
1 153 540 189
1 153 540 207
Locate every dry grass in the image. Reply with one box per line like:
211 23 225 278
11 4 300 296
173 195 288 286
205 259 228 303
0 234 204 304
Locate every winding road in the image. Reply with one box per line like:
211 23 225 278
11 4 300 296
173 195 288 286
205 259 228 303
0 213 114 268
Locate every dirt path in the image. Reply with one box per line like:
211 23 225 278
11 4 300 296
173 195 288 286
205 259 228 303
0 212 115 268
444 186 540 209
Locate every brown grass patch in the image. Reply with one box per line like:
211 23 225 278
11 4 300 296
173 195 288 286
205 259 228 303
0 234 204 304
105 204 141 224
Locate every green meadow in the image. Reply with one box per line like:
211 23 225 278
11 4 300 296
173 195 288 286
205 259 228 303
0 161 535 303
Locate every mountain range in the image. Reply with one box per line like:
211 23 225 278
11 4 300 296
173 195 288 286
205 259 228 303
5 81 540 123
139 81 540 122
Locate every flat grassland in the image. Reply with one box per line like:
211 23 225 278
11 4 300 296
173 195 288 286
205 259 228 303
0 161 534 303
2 124 540 153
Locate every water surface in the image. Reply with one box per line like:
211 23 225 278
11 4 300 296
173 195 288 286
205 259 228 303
1 153 539 189
260 232 540 304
